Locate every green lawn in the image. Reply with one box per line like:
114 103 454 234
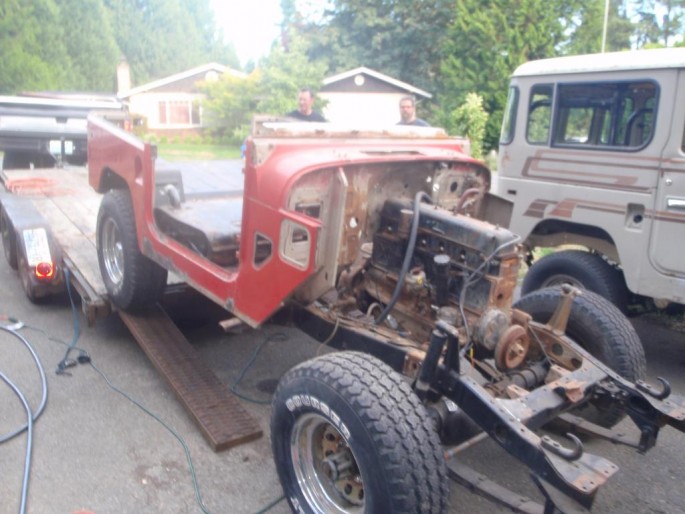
155 142 241 160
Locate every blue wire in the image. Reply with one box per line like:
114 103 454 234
0 326 48 443
0 370 33 514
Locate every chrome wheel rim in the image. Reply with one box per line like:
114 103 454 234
291 413 364 513
101 218 124 286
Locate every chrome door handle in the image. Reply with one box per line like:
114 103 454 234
666 197 685 210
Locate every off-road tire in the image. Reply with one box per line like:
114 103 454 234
514 287 646 428
522 250 629 313
271 351 448 514
96 189 167 311
1 208 18 270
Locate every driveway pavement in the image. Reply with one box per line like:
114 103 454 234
2 244 685 513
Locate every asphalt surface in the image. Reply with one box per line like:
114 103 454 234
2 205 685 512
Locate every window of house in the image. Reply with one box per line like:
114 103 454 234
526 84 553 144
157 100 200 126
552 81 657 150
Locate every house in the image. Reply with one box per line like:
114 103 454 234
116 61 430 135
319 66 431 125
116 61 246 137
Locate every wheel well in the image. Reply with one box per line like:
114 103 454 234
98 167 128 192
527 219 619 262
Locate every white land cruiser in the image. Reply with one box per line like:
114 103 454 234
497 47 685 314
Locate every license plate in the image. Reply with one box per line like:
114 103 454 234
22 228 52 266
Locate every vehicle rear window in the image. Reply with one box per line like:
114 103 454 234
552 81 657 150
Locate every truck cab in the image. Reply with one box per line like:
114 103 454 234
496 48 685 312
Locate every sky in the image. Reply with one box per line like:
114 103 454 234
210 1 284 67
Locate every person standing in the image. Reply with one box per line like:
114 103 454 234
286 88 326 122
397 96 429 126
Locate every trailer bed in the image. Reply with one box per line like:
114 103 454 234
0 160 262 450
1 166 106 310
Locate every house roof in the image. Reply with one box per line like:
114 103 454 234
118 63 246 98
322 66 431 99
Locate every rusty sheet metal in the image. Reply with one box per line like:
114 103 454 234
119 304 262 451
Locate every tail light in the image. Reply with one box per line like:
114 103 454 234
34 261 55 279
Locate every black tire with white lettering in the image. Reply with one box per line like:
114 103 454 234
271 351 448 514
96 189 167 311
514 287 646 428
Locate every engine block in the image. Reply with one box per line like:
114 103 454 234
366 198 520 338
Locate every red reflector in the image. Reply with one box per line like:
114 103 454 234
35 261 54 279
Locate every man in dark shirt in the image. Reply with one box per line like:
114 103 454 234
286 88 326 122
397 96 429 126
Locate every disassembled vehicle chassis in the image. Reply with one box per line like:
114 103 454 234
83 117 685 513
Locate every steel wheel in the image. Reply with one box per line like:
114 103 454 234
100 217 125 286
96 189 167 311
292 413 364 513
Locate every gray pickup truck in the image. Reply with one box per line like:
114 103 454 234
0 93 127 169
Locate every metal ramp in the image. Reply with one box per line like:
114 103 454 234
119 304 263 451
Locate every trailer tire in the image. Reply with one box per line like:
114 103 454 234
1 208 18 270
514 287 646 428
271 351 448 514
97 189 167 311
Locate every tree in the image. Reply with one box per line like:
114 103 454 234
57 0 120 91
451 93 488 160
254 35 328 116
283 0 454 93
201 35 327 143
633 0 685 47
104 0 238 86
201 72 259 143
0 0 70 93
567 0 634 54
437 0 584 151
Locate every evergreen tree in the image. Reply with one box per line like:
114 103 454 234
437 0 584 150
568 0 634 54
283 0 454 92
57 0 120 92
0 0 70 93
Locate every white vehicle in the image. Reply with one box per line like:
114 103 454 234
497 47 685 313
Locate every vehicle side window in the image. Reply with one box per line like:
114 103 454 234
499 86 518 145
553 81 657 150
526 84 553 144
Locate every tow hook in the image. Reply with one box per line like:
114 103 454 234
541 433 583 461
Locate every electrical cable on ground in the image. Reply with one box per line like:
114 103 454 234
2 272 291 513
0 370 34 514
230 331 287 405
0 324 48 443
54 268 82 375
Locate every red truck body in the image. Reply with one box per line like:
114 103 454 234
87 116 478 325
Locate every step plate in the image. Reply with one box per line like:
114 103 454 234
119 305 263 451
